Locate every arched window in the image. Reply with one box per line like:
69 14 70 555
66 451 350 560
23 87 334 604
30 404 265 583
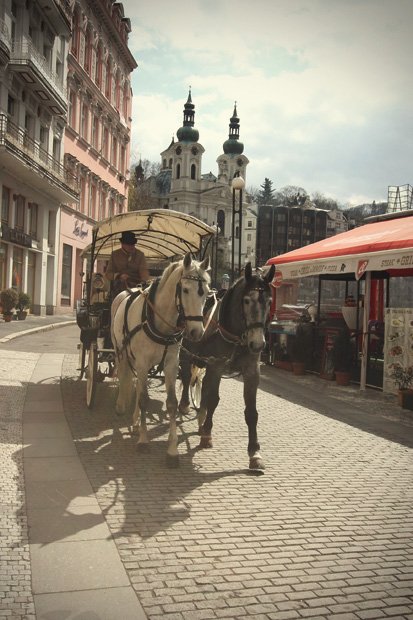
84 26 93 74
163 159 167 168
191 164 196 180
115 71 121 110
176 163 180 179
168 158 172 168
95 42 103 88
105 57 112 100
71 8 80 58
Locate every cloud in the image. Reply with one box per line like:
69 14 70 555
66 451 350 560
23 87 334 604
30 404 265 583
123 0 413 206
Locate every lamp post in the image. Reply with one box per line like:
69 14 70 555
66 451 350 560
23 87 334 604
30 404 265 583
212 222 220 288
231 173 245 282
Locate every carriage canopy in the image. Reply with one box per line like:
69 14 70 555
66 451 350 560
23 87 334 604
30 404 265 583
82 209 215 261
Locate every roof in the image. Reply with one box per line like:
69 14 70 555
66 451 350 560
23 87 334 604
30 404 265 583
266 213 413 280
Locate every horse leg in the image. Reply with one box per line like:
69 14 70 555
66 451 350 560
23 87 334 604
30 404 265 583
133 372 150 451
115 355 134 415
198 369 221 450
243 358 264 470
163 350 180 468
178 354 191 414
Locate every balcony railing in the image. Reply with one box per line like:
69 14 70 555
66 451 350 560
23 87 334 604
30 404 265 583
10 39 67 100
0 114 78 192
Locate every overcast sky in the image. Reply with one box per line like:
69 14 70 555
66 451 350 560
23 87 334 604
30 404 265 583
121 0 412 207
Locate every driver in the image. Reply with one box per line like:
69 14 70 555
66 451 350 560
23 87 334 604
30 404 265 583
105 231 149 296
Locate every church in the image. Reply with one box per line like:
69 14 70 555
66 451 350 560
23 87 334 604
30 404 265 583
139 91 258 279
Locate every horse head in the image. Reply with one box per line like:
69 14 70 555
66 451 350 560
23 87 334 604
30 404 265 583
178 253 211 341
241 262 275 353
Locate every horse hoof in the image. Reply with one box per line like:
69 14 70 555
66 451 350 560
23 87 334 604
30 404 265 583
199 436 213 449
166 454 180 468
137 442 150 452
178 403 190 415
249 457 265 471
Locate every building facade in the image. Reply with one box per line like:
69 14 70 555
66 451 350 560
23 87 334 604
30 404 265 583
58 0 136 313
256 202 329 266
142 92 257 281
0 0 78 314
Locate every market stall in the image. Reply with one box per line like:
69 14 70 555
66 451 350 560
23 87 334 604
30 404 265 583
266 211 413 390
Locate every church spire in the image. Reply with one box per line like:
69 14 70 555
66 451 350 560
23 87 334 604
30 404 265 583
223 102 244 155
177 88 199 143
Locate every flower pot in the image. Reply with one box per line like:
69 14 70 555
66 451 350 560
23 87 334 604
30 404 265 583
3 313 13 322
335 371 351 386
292 362 305 376
17 311 27 320
397 389 413 411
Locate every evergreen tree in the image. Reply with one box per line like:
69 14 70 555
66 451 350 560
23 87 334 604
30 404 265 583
257 178 275 206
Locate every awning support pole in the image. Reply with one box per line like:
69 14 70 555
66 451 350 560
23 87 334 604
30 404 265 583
360 270 371 390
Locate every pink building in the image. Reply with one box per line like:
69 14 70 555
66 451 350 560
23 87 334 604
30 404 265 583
58 0 137 313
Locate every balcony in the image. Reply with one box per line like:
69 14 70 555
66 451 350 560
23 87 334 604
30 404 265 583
0 19 11 66
9 39 67 115
41 0 72 35
0 114 79 203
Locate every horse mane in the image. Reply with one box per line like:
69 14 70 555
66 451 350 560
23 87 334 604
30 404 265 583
159 260 180 286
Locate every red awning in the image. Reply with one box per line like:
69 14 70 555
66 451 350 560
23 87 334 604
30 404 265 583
266 214 413 281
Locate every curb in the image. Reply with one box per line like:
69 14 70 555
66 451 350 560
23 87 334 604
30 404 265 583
0 320 76 343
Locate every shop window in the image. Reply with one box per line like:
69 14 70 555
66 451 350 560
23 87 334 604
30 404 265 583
12 246 23 290
61 243 72 305
1 187 10 224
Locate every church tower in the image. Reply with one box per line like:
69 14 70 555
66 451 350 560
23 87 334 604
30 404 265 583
160 89 205 202
217 103 249 184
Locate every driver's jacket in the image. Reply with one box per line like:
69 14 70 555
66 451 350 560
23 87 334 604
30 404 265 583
105 247 149 287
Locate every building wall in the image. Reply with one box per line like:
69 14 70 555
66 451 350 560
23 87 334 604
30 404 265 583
56 0 137 313
0 0 75 315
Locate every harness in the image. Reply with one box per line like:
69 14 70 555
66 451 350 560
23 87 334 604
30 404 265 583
121 271 208 355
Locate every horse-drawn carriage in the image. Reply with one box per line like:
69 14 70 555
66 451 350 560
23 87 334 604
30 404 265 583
76 209 215 410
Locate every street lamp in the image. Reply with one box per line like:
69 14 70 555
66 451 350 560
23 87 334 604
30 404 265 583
231 173 245 282
212 222 220 288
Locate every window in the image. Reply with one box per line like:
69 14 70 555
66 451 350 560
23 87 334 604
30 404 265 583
120 146 125 174
91 115 99 150
47 211 56 246
102 127 109 159
80 103 88 139
95 45 103 87
123 83 129 118
28 203 38 238
111 137 117 167
176 163 181 179
217 209 225 235
105 60 112 99
7 95 15 118
84 28 92 74
247 220 252 228
1 187 10 224
247 233 251 241
40 126 49 155
61 243 72 304
71 9 80 58
68 90 76 128
15 195 25 231
191 164 196 180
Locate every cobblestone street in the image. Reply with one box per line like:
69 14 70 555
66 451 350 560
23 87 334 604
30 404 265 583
60 353 413 620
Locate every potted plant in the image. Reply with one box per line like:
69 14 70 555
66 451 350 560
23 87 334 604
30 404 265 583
331 327 354 385
389 364 413 410
0 288 19 322
17 291 31 320
291 323 312 376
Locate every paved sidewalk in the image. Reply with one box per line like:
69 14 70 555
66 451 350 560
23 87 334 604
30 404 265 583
0 313 76 343
0 348 147 619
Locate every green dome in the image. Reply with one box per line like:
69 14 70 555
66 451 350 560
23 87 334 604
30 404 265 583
177 125 199 143
223 138 244 155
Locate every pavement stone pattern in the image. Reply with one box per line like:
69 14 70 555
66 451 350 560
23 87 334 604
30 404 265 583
0 350 39 619
61 354 413 620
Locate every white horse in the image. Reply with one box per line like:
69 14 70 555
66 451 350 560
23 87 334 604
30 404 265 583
111 253 210 466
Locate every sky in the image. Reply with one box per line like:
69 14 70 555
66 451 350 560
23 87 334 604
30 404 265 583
121 0 413 207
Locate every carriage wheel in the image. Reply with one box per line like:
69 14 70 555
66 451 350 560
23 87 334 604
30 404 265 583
78 343 87 380
86 342 98 409
190 367 205 411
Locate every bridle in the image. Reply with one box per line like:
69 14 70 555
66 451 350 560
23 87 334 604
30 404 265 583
175 272 209 327
218 282 269 345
